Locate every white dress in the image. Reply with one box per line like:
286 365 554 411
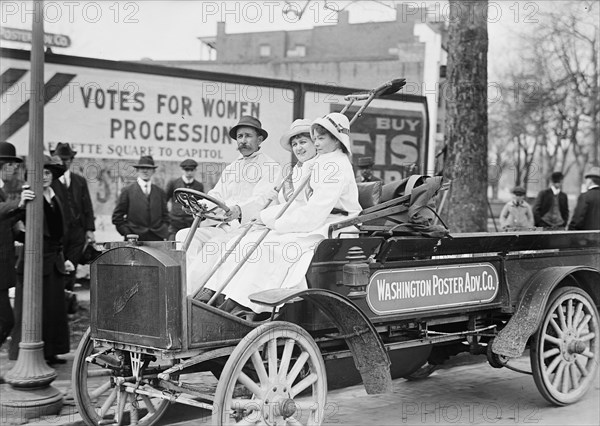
187 150 361 313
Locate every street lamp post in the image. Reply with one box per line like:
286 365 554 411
0 1 64 422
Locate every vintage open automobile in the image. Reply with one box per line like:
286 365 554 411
72 80 600 426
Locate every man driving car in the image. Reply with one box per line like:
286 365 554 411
175 116 280 259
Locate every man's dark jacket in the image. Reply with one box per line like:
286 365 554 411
0 188 23 290
568 187 600 230
165 177 204 229
112 182 170 240
51 173 95 231
532 188 569 227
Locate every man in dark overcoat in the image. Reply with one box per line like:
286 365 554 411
355 156 382 183
0 142 34 372
569 166 600 231
50 142 95 291
532 171 569 229
165 158 204 240
112 155 170 241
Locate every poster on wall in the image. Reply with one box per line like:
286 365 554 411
1 53 295 241
1 57 294 167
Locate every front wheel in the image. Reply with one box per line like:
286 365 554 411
213 322 327 425
530 286 599 405
72 328 171 425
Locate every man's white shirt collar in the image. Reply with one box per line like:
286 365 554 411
137 177 151 193
237 151 260 161
60 170 71 186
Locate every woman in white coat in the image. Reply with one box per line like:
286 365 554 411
189 113 361 316
187 118 317 292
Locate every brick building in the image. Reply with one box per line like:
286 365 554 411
154 3 447 172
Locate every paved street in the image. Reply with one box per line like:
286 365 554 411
149 354 599 426
1 284 598 426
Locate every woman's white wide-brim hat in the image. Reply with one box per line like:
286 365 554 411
279 119 313 152
311 112 352 155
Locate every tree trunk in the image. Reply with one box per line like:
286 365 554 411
442 0 489 232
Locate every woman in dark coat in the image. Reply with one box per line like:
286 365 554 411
16 155 71 364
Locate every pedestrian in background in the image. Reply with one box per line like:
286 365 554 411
533 171 569 230
499 186 534 231
568 166 600 231
165 158 204 240
0 142 35 379
50 143 95 291
355 156 382 183
112 155 170 241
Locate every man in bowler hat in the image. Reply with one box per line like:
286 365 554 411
165 158 204 240
356 156 382 183
568 166 600 230
112 156 170 241
50 142 96 291
0 142 35 378
532 171 569 230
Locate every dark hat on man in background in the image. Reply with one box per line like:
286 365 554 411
132 155 158 169
585 166 600 179
43 155 66 180
180 158 198 169
229 116 268 141
50 142 77 159
357 156 375 168
550 171 564 182
512 186 526 196
0 141 23 163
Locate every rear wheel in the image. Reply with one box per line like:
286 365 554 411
213 322 327 425
530 286 599 405
72 328 171 425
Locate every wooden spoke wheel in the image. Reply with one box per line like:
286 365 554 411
530 286 599 405
213 322 327 425
72 328 171 425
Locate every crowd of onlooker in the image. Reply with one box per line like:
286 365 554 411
499 170 600 232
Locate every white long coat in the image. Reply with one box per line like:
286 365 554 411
177 150 280 261
188 150 361 313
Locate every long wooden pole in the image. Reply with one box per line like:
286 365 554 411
190 166 298 298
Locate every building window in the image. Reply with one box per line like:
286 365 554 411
287 45 306 57
259 44 271 57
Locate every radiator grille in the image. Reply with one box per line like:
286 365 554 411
96 264 160 337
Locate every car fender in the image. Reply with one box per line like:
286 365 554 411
492 266 599 358
250 288 392 394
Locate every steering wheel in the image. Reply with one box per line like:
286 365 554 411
174 188 231 222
